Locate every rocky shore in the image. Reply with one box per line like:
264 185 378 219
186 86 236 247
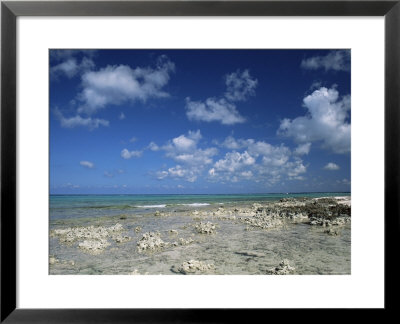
49 196 351 275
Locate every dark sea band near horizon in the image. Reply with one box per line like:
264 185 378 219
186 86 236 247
50 192 350 221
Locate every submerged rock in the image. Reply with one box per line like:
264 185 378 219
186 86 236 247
137 232 167 253
266 259 295 275
239 215 284 230
49 256 75 267
49 256 58 265
51 223 126 254
108 223 124 232
134 226 142 233
176 260 215 274
287 212 308 221
78 239 111 255
194 221 217 234
309 215 350 227
252 203 263 210
51 223 124 244
324 228 340 236
154 211 168 217
178 237 194 245
113 235 131 243
213 207 227 217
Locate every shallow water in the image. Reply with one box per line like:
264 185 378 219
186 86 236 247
50 193 350 219
49 199 351 275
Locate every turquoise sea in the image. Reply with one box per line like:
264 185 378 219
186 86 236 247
50 192 350 220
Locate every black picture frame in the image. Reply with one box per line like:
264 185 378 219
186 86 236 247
1 0 398 322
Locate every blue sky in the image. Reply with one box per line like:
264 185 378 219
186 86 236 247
50 49 351 194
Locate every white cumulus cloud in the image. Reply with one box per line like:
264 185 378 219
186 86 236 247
186 98 245 125
224 69 258 102
50 49 97 61
52 55 175 130
324 162 340 170
77 55 175 115
301 50 350 72
170 130 201 152
209 135 307 184
121 149 143 159
185 69 256 125
166 134 218 167
294 143 311 155
80 161 94 169
337 178 350 185
54 108 109 130
51 56 95 79
214 151 255 173
148 141 160 151
156 165 199 183
217 136 253 150
278 86 350 154
152 130 218 182
286 159 307 178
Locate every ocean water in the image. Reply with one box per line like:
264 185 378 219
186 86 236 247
49 193 351 275
50 192 350 220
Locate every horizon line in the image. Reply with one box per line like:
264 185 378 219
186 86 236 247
49 191 351 196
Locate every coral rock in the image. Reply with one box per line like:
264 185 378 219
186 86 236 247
194 222 217 234
137 232 167 253
266 259 295 275
177 260 215 274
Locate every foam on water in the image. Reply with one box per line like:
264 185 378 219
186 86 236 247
136 205 166 208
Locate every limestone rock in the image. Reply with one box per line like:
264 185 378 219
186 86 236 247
108 223 124 232
114 235 132 243
78 239 111 255
51 223 127 254
154 210 167 217
325 228 340 236
49 256 58 265
130 269 140 275
239 215 284 230
137 232 167 253
177 260 215 274
178 237 194 245
266 259 295 275
194 221 217 234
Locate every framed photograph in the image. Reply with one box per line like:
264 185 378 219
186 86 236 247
1 0 398 321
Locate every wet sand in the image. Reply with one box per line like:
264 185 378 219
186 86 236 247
49 196 351 275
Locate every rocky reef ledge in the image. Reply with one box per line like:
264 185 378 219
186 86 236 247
172 260 216 274
224 196 351 231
